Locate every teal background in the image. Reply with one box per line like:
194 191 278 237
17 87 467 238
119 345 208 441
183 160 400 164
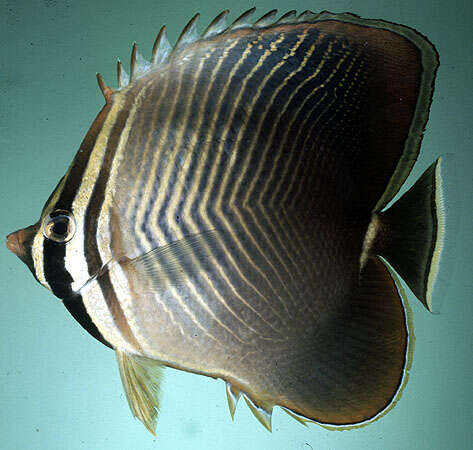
1 0 471 449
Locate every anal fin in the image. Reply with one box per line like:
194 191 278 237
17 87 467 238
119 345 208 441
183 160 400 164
271 256 410 426
225 382 241 420
115 350 164 435
281 407 310 427
243 394 273 432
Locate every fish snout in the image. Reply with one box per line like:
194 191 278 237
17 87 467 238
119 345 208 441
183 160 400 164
6 231 22 256
6 224 39 260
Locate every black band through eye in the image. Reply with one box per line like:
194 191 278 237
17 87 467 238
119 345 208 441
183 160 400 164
42 210 76 243
52 220 68 236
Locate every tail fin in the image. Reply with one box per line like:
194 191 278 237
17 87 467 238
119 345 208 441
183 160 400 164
367 158 445 311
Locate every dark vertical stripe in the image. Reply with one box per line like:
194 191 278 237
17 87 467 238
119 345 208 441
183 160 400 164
83 87 143 351
43 103 112 299
43 240 74 299
63 293 112 348
54 104 112 211
214 30 327 302
44 239 112 348
41 105 115 348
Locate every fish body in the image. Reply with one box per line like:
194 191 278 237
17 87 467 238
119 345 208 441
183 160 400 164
6 9 443 435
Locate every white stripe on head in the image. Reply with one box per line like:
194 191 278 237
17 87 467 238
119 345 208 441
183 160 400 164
64 95 127 292
79 275 137 353
33 169 72 291
31 231 51 291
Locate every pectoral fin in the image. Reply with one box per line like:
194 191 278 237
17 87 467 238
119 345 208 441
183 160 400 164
115 350 164 435
119 230 221 291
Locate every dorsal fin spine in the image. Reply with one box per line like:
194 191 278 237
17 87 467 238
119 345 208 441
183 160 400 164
130 43 138 83
276 10 297 24
174 13 200 50
227 7 256 30
108 8 365 93
96 73 113 103
202 10 229 38
151 26 171 66
297 10 319 22
130 43 150 83
253 9 278 27
116 59 129 89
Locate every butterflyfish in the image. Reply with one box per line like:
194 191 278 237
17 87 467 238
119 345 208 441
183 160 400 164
6 8 444 436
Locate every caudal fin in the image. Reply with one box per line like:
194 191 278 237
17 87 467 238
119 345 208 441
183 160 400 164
369 158 445 311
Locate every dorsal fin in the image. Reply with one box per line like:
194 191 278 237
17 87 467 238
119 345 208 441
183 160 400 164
275 10 297 24
174 13 200 50
97 0 436 166
130 43 151 83
116 59 129 89
202 10 229 38
99 8 338 96
151 26 171 66
297 10 319 22
99 8 338 97
96 73 113 103
227 7 256 31
253 9 278 27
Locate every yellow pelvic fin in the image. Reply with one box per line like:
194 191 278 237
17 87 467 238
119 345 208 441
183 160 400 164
115 350 164 436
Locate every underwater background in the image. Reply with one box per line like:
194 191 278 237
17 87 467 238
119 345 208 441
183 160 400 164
0 0 471 449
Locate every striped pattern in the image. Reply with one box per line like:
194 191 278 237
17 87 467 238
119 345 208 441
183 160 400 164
100 24 372 359
34 22 375 358
23 11 439 426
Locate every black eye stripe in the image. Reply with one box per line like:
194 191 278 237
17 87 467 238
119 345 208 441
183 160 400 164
49 210 68 219
43 239 74 299
63 293 112 348
42 238 112 348
52 220 68 235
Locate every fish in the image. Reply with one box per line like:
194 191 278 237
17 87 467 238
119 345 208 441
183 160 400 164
6 8 443 436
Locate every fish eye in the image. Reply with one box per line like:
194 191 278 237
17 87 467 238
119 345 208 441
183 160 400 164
42 210 76 243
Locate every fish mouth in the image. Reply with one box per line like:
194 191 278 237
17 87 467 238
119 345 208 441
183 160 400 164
6 223 39 268
6 231 22 257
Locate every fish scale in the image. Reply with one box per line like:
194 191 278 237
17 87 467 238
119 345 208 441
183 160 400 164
97 15 407 413
6 8 444 437
113 28 342 330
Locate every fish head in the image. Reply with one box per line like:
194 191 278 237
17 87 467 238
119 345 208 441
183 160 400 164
6 181 115 348
6 192 85 299
6 104 112 299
